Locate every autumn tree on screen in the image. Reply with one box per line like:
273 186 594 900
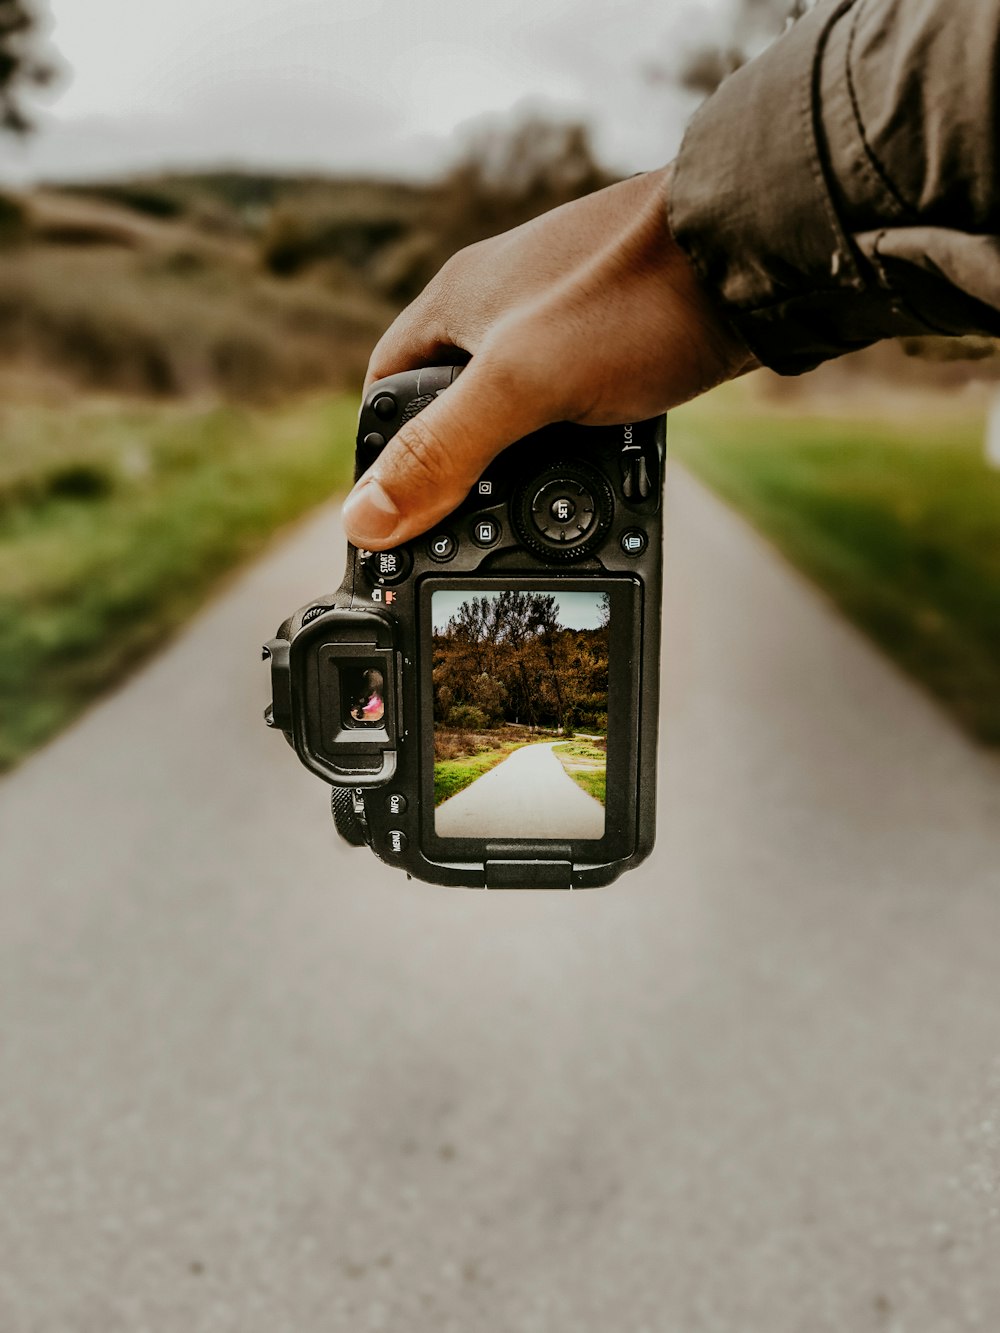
432 592 610 735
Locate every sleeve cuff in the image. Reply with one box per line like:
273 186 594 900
667 0 933 375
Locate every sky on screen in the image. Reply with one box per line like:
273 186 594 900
432 590 607 635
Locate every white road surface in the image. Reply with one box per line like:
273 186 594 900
434 741 604 840
2 467 1000 1331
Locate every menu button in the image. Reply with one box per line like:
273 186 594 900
620 529 648 557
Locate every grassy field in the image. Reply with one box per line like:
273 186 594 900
0 393 357 771
552 738 606 804
671 393 1000 744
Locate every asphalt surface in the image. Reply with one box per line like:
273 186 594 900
2 467 1000 1331
434 741 605 840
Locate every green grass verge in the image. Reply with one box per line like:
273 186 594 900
552 739 606 805
434 737 551 807
671 395 1000 744
0 394 357 771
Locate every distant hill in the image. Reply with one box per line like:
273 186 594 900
0 174 414 401
50 170 429 229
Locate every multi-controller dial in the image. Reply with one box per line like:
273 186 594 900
513 462 613 560
533 478 595 540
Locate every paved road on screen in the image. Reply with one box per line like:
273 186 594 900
2 466 1000 1332
434 741 604 840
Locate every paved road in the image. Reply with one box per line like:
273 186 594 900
435 741 604 840
2 468 1000 1332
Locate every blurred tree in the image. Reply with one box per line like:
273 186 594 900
373 114 617 305
0 0 55 134
436 116 612 237
645 0 816 99
0 1 56 246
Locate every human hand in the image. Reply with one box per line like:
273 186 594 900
341 164 758 549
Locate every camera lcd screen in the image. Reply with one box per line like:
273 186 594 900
431 589 609 840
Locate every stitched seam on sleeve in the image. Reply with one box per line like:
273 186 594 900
804 6 854 277
844 0 913 221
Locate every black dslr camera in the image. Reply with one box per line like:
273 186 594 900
264 367 665 889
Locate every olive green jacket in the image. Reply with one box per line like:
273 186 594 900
669 0 1000 374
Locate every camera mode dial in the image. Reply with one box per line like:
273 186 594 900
513 463 613 560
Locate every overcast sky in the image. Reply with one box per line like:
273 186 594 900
0 0 727 183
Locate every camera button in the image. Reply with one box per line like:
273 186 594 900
387 829 408 855
365 546 411 585
363 431 386 451
471 476 507 505
385 793 408 817
549 495 577 523
372 393 396 421
529 479 596 544
428 532 457 562
620 529 648 557
471 516 501 548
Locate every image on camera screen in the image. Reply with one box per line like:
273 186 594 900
431 589 609 840
343 664 385 726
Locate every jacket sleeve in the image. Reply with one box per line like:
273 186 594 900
667 0 1000 375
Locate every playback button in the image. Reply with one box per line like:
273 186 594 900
471 515 501 548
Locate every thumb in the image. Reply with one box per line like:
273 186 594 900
341 359 546 549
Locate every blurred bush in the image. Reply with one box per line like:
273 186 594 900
0 189 27 245
384 115 616 303
259 115 615 304
260 195 415 279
